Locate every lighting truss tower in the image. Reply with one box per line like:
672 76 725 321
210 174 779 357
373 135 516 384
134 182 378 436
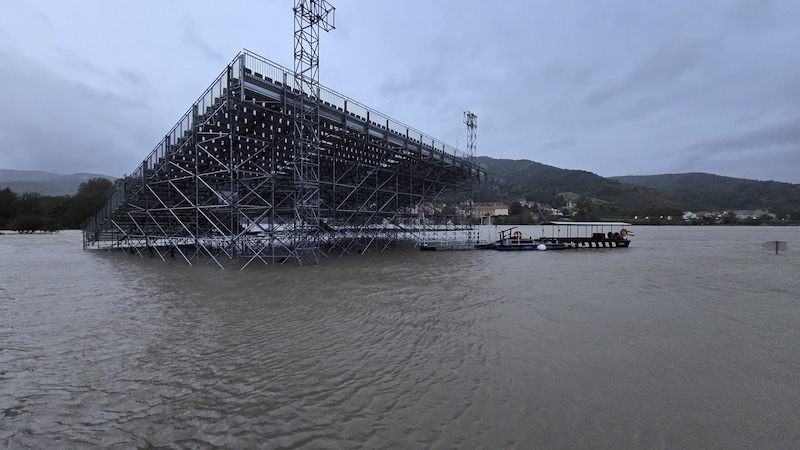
463 111 477 160
292 0 335 265
464 111 478 218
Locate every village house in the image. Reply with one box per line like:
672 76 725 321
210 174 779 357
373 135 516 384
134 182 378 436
471 203 509 218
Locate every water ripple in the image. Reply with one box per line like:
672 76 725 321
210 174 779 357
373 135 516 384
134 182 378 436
2 229 800 448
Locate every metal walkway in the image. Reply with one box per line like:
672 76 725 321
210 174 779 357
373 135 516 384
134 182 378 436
83 50 484 268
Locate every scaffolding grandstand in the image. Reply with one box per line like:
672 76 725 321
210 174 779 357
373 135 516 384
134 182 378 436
82 50 484 268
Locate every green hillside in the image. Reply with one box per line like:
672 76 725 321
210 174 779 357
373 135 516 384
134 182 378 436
474 157 800 220
611 173 800 216
474 157 687 219
3 163 799 226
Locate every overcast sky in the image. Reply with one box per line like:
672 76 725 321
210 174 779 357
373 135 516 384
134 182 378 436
1 0 798 183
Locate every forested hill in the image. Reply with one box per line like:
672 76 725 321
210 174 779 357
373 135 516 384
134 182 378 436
474 157 800 218
3 162 800 221
473 157 687 217
610 173 800 214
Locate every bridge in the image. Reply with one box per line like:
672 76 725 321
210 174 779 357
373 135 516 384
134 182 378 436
83 50 484 268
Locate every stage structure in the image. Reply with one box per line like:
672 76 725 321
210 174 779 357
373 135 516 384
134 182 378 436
82 50 485 268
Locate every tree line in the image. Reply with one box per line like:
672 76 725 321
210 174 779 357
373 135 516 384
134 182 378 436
0 178 115 233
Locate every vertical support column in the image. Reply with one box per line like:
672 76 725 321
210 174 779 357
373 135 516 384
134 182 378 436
228 62 238 260
292 0 335 265
192 103 200 264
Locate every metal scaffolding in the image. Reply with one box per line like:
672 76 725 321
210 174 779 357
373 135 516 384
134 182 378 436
82 50 484 268
291 0 335 265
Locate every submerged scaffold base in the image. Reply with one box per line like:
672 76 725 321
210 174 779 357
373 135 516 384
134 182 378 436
83 50 484 268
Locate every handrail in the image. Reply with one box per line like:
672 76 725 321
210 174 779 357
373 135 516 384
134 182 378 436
241 49 467 161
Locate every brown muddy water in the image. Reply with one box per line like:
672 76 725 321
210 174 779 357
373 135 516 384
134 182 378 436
1 226 799 449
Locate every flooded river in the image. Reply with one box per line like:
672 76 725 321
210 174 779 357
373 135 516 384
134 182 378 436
1 226 799 448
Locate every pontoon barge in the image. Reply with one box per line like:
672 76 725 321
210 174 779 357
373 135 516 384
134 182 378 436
476 222 634 251
534 221 633 250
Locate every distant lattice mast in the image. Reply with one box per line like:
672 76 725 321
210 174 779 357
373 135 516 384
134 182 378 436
463 111 478 225
292 0 335 265
464 111 477 160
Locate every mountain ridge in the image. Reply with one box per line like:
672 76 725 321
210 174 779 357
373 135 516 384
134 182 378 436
0 169 115 196
472 157 800 218
609 172 800 214
3 162 799 218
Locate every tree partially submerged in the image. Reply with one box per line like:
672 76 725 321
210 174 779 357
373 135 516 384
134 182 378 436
0 178 115 233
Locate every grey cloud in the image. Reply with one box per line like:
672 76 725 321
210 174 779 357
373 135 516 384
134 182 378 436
117 68 149 89
52 46 154 97
182 19 227 63
726 0 775 33
0 49 163 176
27 6 54 32
54 46 106 76
671 144 800 183
666 116 800 181
3 1 799 184
542 138 577 151
684 117 800 155
584 41 706 107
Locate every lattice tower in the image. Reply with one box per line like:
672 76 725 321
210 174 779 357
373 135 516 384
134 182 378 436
292 0 335 265
464 111 477 160
463 111 478 217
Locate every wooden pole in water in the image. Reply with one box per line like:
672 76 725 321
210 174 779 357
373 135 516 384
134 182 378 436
763 240 788 254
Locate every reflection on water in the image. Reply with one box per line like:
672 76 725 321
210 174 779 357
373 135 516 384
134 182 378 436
1 227 799 448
